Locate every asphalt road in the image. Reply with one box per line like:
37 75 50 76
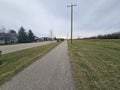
0 41 54 54
0 41 75 90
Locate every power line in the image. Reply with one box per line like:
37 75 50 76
67 4 77 44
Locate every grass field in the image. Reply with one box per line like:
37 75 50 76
0 42 60 86
68 39 120 90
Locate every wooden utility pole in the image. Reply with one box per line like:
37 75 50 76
67 33 68 40
67 4 77 44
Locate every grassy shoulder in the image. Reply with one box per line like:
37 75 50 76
68 39 120 90
0 42 61 86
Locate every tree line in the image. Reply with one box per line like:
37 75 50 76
0 26 35 43
84 32 120 39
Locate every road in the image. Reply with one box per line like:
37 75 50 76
0 41 54 54
0 41 75 90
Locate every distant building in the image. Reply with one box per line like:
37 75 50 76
41 37 51 41
34 37 55 42
0 33 18 44
0 33 5 44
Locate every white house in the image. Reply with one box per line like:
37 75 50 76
0 33 18 44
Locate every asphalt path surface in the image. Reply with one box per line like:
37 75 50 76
0 41 75 90
0 41 54 54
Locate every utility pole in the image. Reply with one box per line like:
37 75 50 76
67 33 68 40
67 4 77 44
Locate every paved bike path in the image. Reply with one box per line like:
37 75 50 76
0 41 75 90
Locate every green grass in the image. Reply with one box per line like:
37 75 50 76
0 42 61 86
68 39 120 90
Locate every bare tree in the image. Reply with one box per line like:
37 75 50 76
0 26 6 33
0 26 8 44
50 29 53 41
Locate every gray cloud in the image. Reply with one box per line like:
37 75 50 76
0 0 120 38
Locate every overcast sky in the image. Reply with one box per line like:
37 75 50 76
0 0 120 38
